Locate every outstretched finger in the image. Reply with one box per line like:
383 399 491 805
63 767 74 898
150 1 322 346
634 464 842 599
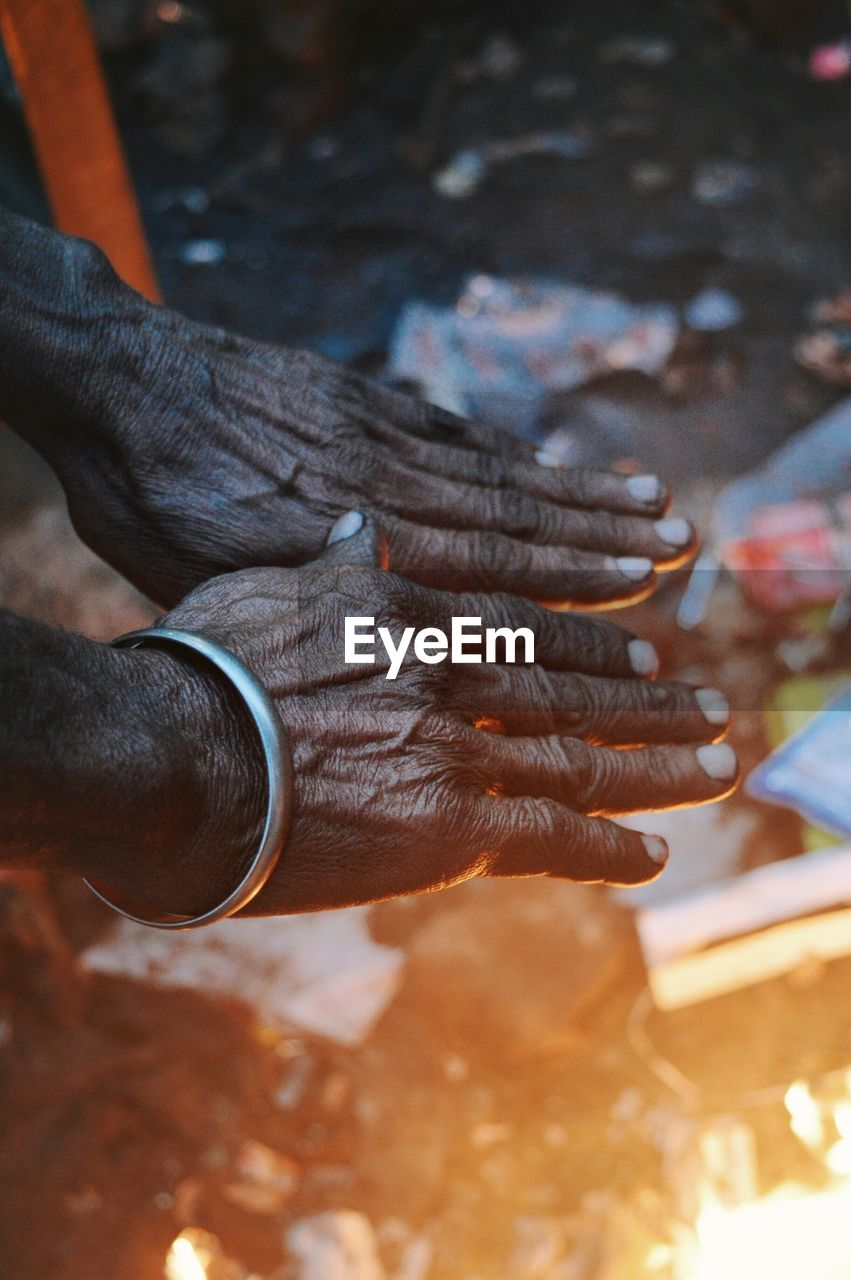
476 736 740 815
455 666 730 743
473 794 669 886
390 407 672 515
453 593 660 678
386 518 658 608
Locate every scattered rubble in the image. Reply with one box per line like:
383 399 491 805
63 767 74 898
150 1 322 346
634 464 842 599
433 129 592 199
82 908 404 1046
598 36 676 68
397 878 632 1061
389 277 677 428
222 1140 300 1215
617 802 762 906
809 41 851 81
0 502 153 639
456 32 525 84
287 1211 386 1280
684 288 743 332
628 160 675 196
178 238 227 266
692 159 759 206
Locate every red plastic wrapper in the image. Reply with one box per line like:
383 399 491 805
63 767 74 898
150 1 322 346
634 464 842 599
721 494 851 612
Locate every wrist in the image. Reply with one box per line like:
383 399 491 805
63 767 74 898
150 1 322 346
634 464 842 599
95 644 268 919
0 207 146 465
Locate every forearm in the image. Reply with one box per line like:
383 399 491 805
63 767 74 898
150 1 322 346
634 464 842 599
0 206 145 467
0 609 263 914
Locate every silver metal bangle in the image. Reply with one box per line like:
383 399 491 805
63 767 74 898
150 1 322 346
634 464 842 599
82 627 293 930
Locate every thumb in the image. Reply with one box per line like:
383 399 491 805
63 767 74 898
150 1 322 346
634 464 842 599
316 510 389 570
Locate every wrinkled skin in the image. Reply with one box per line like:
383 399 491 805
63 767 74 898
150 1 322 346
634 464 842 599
6 225 696 610
121 520 739 918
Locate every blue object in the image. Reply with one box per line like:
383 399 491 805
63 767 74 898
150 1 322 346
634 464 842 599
748 689 851 838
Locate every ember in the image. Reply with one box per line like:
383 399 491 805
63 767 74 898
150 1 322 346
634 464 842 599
668 1073 851 1280
165 1231 210 1280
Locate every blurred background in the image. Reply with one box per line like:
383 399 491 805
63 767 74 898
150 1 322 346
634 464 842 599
3 2 851 1278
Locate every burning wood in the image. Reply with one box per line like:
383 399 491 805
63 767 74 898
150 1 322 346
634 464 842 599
166 1232 210 1280
661 1073 851 1280
164 1228 258 1280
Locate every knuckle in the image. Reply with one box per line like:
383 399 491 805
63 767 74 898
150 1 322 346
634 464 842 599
567 743 609 812
519 796 561 848
577 509 626 547
460 450 510 487
643 681 683 715
492 489 541 538
472 531 526 582
557 676 600 735
568 468 601 510
70 233 116 288
488 590 539 631
592 825 631 883
574 617 631 670
513 665 556 719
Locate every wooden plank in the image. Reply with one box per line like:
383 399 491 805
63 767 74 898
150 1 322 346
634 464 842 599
0 0 160 300
648 906 851 1011
637 843 851 971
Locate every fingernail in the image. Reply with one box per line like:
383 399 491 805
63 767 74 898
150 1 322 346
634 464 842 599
654 517 692 548
695 687 730 726
327 510 364 545
616 556 653 581
626 474 662 504
534 449 562 467
696 742 738 781
628 638 659 676
641 834 669 866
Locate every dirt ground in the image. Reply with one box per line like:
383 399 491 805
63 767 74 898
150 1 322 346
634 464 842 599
2 2 851 1277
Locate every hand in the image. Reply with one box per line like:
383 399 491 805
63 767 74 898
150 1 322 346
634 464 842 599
43 237 694 608
117 516 738 918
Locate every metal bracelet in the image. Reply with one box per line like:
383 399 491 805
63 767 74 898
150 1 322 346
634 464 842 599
83 626 293 929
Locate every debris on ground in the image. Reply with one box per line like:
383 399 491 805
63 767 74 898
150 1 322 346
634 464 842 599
287 1211 386 1280
721 493 851 613
433 129 593 199
713 396 851 544
691 158 759 206
749 684 851 839
598 36 676 68
796 291 851 384
809 41 851 81
222 1140 301 1215
82 908 404 1047
0 502 153 639
628 160 676 196
456 32 525 84
532 73 577 101
617 802 763 905
178 237 227 266
397 878 632 1061
388 277 678 427
684 288 743 333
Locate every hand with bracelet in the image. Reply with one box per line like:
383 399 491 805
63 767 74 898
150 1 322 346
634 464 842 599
0 517 737 920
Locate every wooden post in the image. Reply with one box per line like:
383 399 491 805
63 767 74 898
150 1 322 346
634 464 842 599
0 0 160 301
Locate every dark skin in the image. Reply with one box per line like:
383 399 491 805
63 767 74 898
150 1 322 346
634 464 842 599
0 207 696 611
0 208 737 915
0 521 737 916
